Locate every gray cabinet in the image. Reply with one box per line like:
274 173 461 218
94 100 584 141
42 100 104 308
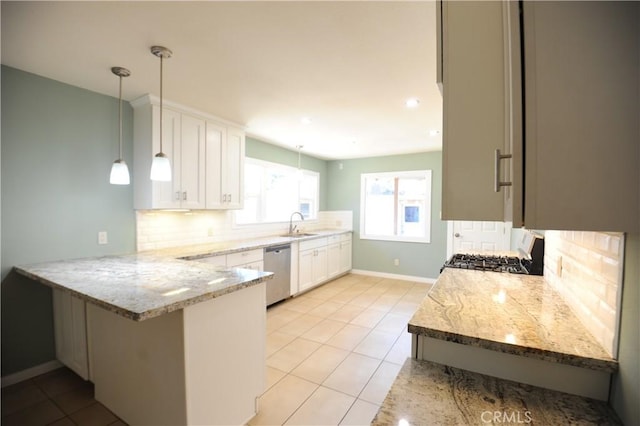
521 1 638 232
440 1 639 232
440 1 521 223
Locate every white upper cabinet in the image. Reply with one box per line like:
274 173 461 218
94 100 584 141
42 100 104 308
132 95 245 211
179 114 206 209
440 1 638 232
224 127 245 209
205 123 245 210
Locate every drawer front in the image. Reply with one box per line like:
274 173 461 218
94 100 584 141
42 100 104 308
340 233 352 243
327 235 341 245
299 237 328 251
227 249 263 267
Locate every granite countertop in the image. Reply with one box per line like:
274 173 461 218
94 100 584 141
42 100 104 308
408 268 617 372
151 229 352 260
372 358 621 425
15 253 273 321
14 229 352 322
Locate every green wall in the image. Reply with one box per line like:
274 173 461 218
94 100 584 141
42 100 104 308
326 152 446 279
1 66 136 376
245 137 328 211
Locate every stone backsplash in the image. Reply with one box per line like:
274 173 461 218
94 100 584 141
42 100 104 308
544 230 624 357
136 210 353 251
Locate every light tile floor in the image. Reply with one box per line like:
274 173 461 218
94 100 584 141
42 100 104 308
250 273 431 426
1 273 430 426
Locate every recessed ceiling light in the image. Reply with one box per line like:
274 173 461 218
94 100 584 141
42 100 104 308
429 129 441 136
301 117 312 125
405 98 420 108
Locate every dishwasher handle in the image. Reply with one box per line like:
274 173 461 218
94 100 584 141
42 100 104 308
265 244 291 254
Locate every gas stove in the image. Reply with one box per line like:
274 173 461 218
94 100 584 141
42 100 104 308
441 254 531 274
441 231 545 276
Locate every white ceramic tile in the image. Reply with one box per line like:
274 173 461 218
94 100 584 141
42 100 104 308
358 361 403 405
323 353 381 397
284 386 354 426
340 399 380 426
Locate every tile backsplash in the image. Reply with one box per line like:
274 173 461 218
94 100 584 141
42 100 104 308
544 230 624 357
136 210 353 252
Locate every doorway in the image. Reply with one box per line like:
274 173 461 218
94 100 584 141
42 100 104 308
446 221 512 258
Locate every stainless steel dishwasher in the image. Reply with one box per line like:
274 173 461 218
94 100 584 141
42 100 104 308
263 244 291 306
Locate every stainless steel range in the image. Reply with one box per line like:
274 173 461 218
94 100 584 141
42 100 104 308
442 231 545 276
442 253 531 274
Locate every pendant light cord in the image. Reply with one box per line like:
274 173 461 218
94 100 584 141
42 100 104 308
159 54 164 154
118 74 123 160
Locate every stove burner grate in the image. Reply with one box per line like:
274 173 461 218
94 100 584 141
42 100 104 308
442 254 530 274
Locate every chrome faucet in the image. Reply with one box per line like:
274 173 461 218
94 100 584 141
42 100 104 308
289 211 304 234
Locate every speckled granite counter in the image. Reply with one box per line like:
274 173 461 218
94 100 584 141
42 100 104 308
408 268 617 372
372 358 621 425
152 229 352 260
15 253 272 321
14 229 351 321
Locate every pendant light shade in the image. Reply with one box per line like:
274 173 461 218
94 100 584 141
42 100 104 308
150 45 173 182
110 67 131 185
110 159 130 185
150 152 172 181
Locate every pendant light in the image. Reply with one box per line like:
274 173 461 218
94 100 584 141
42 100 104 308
109 67 131 185
149 46 173 182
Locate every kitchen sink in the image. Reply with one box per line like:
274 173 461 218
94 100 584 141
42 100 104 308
280 233 318 238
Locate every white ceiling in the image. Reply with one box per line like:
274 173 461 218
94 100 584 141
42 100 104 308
1 1 442 160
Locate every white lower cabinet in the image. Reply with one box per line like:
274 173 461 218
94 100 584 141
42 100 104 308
299 246 328 293
226 249 263 271
327 242 341 279
339 235 352 273
328 233 352 279
52 289 89 380
298 233 352 293
196 249 264 271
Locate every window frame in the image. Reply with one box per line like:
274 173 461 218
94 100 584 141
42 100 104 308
359 170 432 243
233 157 320 226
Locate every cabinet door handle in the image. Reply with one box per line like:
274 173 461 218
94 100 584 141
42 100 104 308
182 191 187 201
228 194 232 203
175 191 181 201
222 194 227 202
494 149 513 192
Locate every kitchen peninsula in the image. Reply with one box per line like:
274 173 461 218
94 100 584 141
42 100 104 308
15 253 273 426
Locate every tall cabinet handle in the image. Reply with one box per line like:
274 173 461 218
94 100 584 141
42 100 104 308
494 149 513 192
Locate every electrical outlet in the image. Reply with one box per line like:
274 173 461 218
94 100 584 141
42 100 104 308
394 258 400 266
98 231 108 245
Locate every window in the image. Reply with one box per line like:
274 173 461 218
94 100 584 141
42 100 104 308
235 158 319 225
360 170 432 243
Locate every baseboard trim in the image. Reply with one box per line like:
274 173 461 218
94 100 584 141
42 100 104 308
1 360 63 387
350 269 437 284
